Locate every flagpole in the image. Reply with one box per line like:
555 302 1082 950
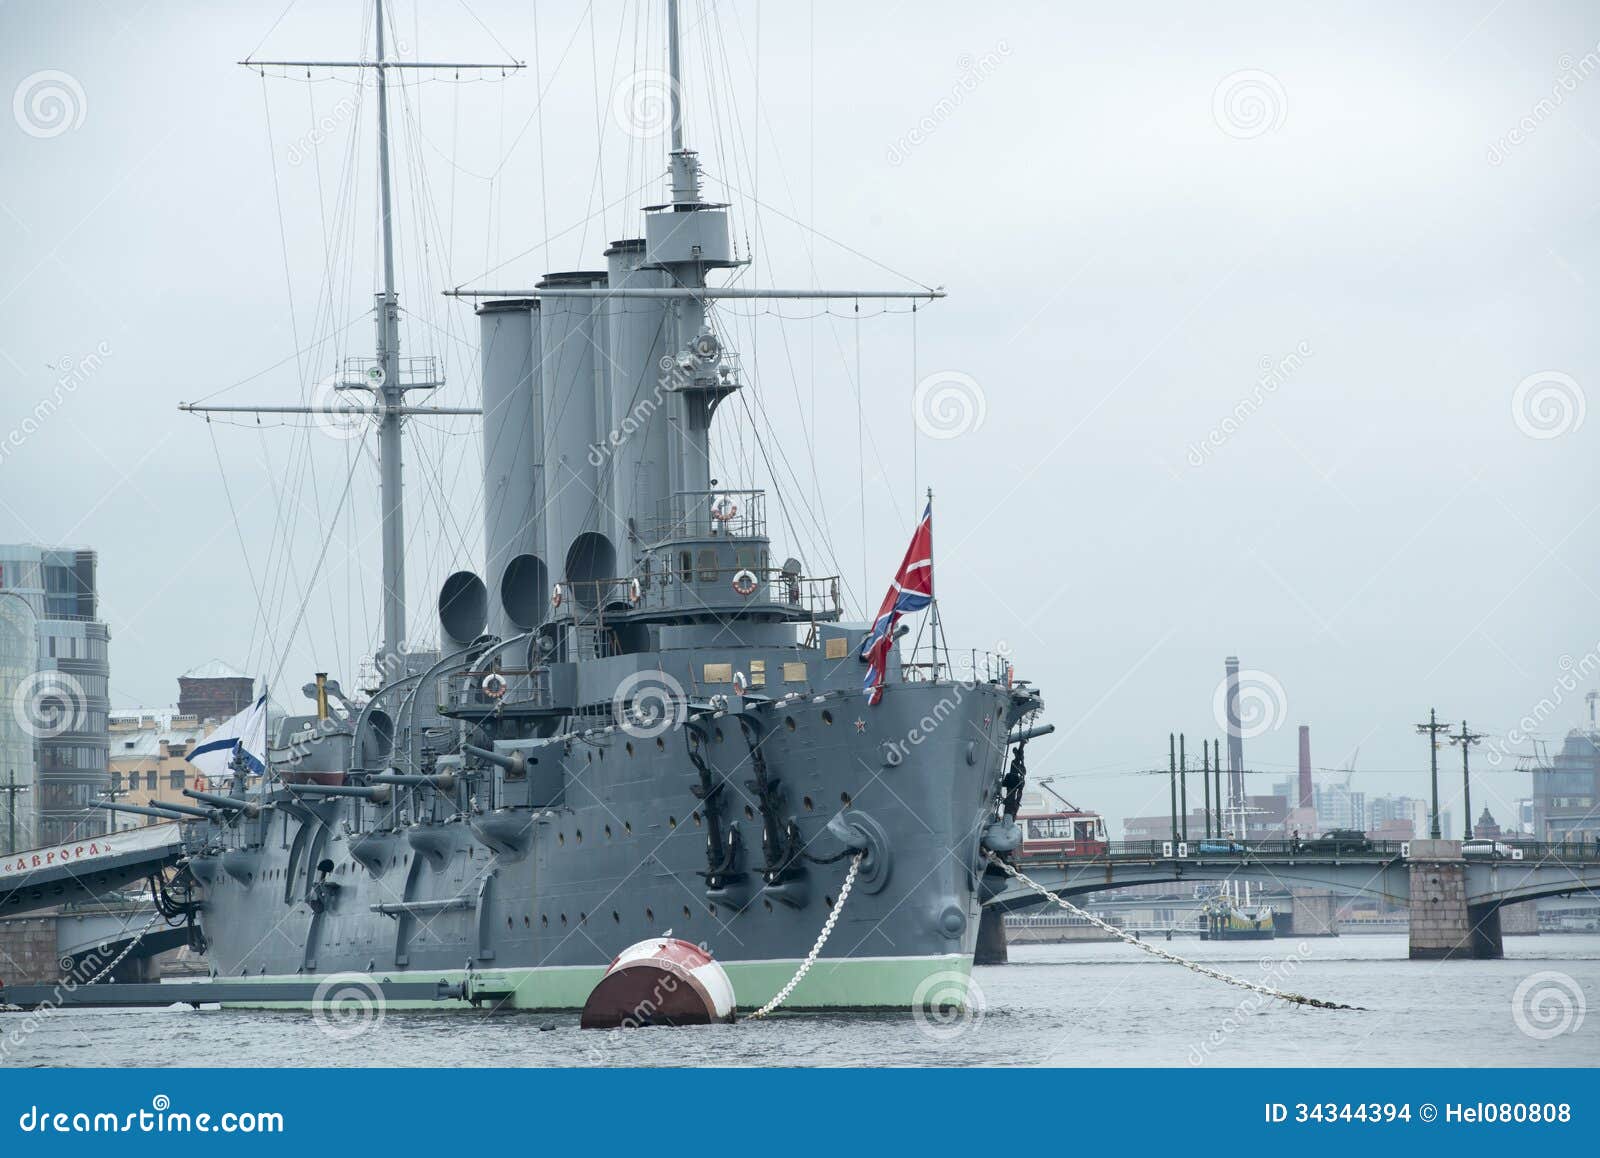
924 487 949 681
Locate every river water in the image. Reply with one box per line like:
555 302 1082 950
4 934 1595 1067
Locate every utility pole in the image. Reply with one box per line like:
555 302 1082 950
1449 720 1485 841
1168 733 1178 845
2 770 29 855
1416 709 1448 840
1214 736 1225 837
1179 733 1188 843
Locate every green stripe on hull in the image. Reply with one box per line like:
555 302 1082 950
216 954 973 1014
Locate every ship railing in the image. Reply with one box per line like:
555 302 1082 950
339 354 441 390
900 649 1015 687
1016 838 1413 863
638 489 767 542
439 666 554 712
558 567 842 622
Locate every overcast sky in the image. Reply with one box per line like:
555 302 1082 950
1 0 1594 830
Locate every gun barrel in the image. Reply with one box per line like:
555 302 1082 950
92 801 205 823
461 744 525 775
370 771 457 790
286 782 392 803
1008 723 1056 746
183 788 262 816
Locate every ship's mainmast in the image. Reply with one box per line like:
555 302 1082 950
181 0 521 678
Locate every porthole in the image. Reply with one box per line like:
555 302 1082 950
541 914 549 927
560 913 568 926
612 910 620 923
605 825 613 839
825 894 835 909
624 821 632 835
693 810 702 827
576 829 583 844
762 899 773 912
803 795 813 811
656 737 665 751
558 832 565 846
714 727 725 743
785 716 797 732
669 816 678 829
840 792 852 806
821 710 834 725
744 805 756 821
626 741 635 756
645 907 654 922
682 905 691 920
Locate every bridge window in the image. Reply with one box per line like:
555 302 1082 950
697 548 718 583
679 551 693 583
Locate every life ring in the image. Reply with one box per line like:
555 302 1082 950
731 569 758 597
711 496 738 523
482 672 508 700
551 583 565 609
627 577 642 606
732 671 748 696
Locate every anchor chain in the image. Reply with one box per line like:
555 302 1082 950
81 909 164 986
743 852 863 1021
985 853 1362 1011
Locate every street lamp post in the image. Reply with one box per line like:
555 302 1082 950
1416 709 1448 840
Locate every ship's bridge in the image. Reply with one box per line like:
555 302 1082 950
553 489 843 629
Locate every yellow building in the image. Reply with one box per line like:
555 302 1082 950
106 711 215 830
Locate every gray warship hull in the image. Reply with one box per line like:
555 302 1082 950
191 665 1031 1011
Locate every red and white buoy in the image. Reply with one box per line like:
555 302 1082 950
580 938 736 1029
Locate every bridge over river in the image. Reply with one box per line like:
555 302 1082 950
979 837 1600 963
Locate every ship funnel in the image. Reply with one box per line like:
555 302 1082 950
439 570 489 648
478 298 544 639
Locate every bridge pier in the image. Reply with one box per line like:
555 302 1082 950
1408 839 1501 959
974 905 1008 965
1287 889 1340 936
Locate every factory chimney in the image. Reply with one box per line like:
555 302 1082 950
1298 725 1314 810
1224 655 1245 810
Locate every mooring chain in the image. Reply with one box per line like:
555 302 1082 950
81 909 164 987
985 854 1362 1011
744 851 864 1021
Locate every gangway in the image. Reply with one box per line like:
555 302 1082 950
0 824 188 915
